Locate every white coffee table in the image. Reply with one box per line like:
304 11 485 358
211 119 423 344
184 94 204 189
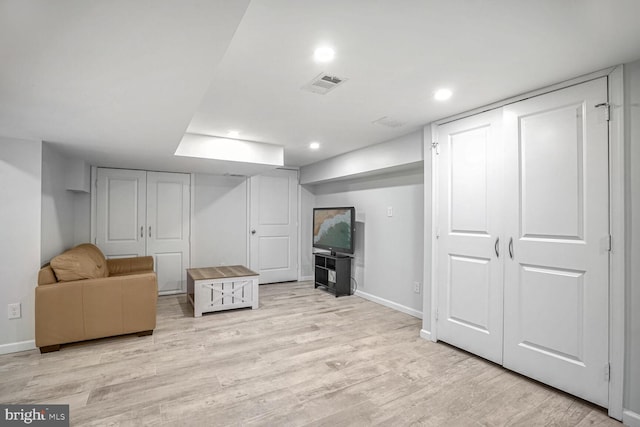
186 265 259 317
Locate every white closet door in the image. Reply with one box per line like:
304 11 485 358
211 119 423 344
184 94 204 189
96 168 146 258
95 168 191 295
436 110 504 364
249 169 298 284
503 78 609 406
147 171 191 295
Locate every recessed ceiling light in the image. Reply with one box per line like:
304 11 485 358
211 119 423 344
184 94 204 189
434 88 453 101
313 46 335 63
227 130 240 138
309 142 320 150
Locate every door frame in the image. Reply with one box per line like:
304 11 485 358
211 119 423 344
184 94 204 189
427 66 625 419
607 65 625 421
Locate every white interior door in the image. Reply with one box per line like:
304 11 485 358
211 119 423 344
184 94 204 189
249 169 298 284
503 78 610 406
96 168 146 258
436 110 504 364
147 172 190 295
95 168 191 295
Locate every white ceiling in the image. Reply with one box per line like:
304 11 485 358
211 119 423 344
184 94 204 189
0 0 252 174
2 1 640 173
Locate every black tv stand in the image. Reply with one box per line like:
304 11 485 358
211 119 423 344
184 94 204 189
314 253 352 297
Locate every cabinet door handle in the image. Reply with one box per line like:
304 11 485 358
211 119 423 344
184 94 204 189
149 226 151 238
509 237 514 259
140 226 143 238
495 237 500 258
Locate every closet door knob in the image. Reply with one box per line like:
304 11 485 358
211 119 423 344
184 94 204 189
140 226 143 238
495 237 500 258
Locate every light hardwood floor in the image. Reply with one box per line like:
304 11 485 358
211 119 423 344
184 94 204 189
0 281 620 426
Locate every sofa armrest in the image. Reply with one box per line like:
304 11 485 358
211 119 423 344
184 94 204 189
38 265 57 285
107 256 154 276
35 281 84 347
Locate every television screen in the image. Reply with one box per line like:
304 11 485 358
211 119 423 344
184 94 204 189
313 207 355 255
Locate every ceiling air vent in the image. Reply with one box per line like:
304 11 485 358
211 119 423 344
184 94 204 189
302 72 348 95
372 116 407 128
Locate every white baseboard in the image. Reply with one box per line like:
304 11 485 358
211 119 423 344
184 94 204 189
354 290 422 319
159 289 187 296
420 329 432 340
623 409 640 427
0 340 36 355
298 275 314 282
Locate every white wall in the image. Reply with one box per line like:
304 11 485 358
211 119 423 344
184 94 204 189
73 192 91 245
300 130 423 185
191 173 248 268
41 143 77 264
624 59 640 418
309 169 424 317
0 137 42 353
41 144 93 264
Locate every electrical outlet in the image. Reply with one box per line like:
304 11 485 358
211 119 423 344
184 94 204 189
413 282 420 294
8 303 21 319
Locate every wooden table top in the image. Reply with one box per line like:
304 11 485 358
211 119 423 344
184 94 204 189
187 265 258 281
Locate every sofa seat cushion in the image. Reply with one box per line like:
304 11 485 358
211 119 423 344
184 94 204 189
50 243 108 282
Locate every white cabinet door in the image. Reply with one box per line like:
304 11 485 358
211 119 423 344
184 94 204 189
249 169 298 284
147 172 191 294
503 78 609 406
96 168 146 258
95 168 191 295
436 109 505 364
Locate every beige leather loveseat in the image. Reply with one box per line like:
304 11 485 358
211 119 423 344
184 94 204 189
36 243 157 353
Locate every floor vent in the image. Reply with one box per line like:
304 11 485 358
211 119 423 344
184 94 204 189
302 72 348 95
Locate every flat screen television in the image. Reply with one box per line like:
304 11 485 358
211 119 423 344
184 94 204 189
312 207 355 256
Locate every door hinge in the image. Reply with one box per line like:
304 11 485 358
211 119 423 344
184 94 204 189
431 141 440 155
595 102 610 121
604 363 610 382
607 235 612 252
435 308 439 322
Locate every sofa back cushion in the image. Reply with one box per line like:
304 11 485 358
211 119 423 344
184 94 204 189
50 243 108 282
